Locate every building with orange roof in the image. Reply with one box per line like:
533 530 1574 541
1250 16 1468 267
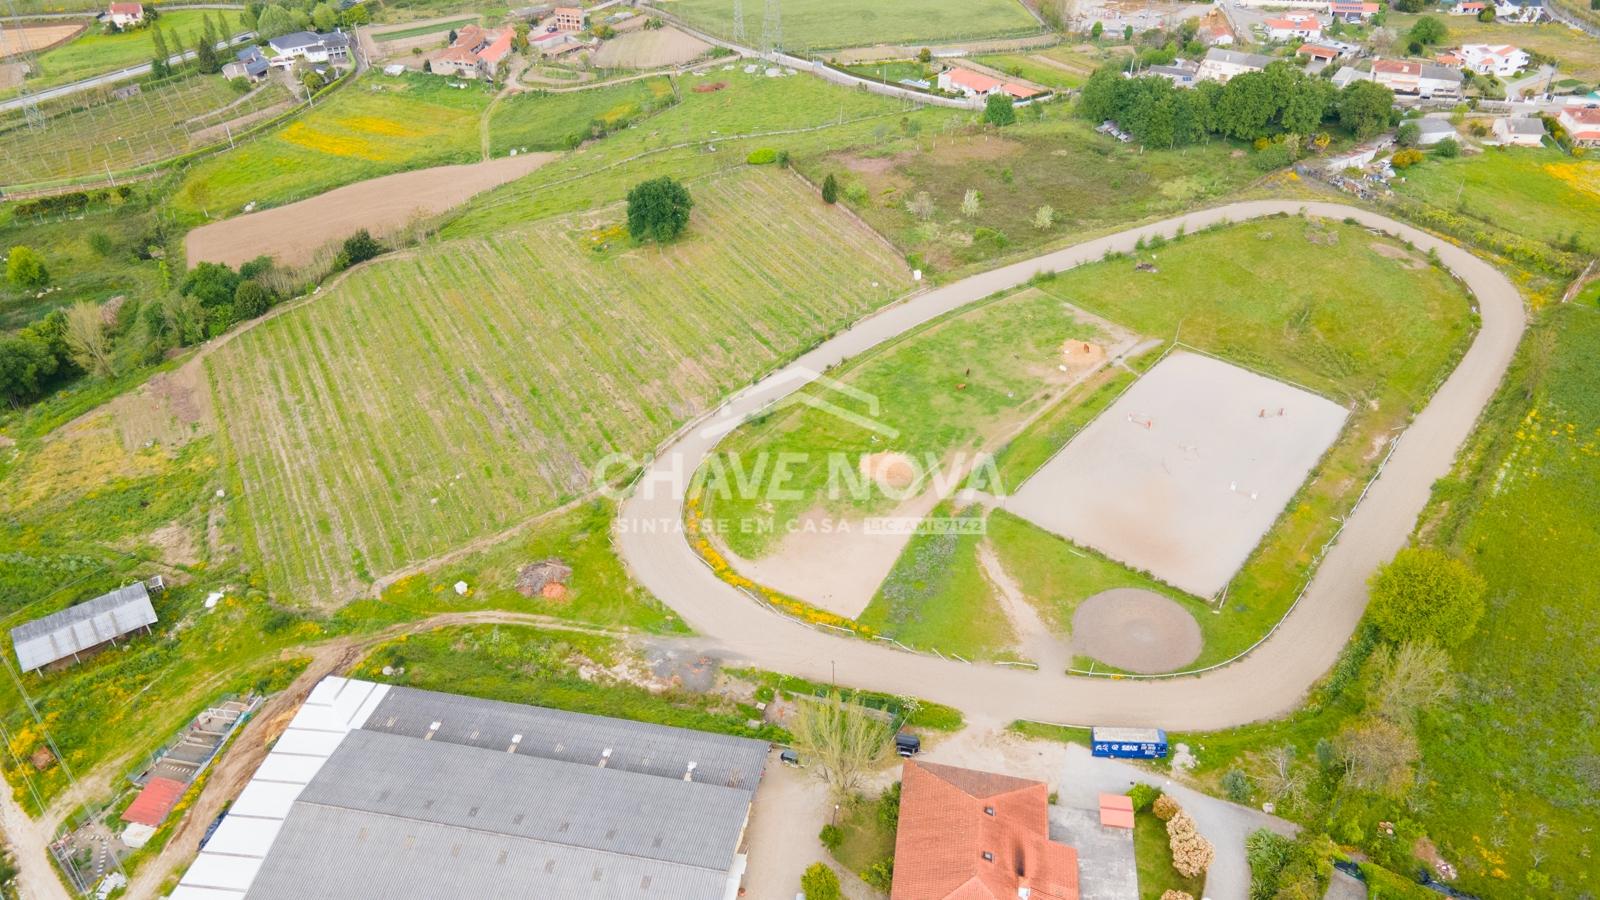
431 25 515 79
891 760 1080 900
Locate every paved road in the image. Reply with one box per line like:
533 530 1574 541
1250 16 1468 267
1055 743 1297 900
0 31 254 113
615 199 1525 732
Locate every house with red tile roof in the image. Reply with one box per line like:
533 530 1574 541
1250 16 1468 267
891 760 1080 900
107 1 144 27
432 25 515 79
1558 107 1600 146
938 66 1003 98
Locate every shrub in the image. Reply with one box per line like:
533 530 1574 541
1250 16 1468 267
181 261 240 307
862 858 894 891
818 823 842 851
340 230 383 268
801 862 842 900
1129 783 1161 812
1433 137 1460 157
1367 547 1486 647
239 255 274 280
746 147 779 165
1391 148 1425 168
626 176 694 243
1395 122 1421 147
821 173 839 204
1152 793 1182 821
6 245 49 290
233 280 271 319
985 93 1016 127
1222 769 1252 803
1167 812 1214 878
1247 829 1297 900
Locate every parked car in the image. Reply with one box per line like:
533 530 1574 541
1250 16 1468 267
779 748 800 766
894 732 921 757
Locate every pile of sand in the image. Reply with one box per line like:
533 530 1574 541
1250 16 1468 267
1061 339 1106 372
858 451 917 491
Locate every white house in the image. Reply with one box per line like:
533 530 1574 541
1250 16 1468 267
937 66 1002 98
106 2 144 27
1197 48 1273 83
1264 10 1322 41
267 30 351 65
1413 117 1458 145
1491 116 1545 146
1200 24 1235 46
1459 44 1529 77
1558 107 1600 146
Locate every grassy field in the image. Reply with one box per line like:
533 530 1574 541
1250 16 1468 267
658 0 1041 50
0 73 293 189
208 168 912 605
807 114 1260 274
703 285 1103 559
446 67 939 236
1388 13 1600 83
827 783 898 883
173 72 494 218
0 192 165 329
1135 810 1206 900
1393 148 1600 255
353 624 788 740
489 76 677 154
974 53 1086 90
25 11 243 89
1171 306 1600 898
372 16 479 42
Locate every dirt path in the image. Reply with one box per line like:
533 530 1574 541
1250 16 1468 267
976 543 1072 674
120 609 635 898
183 152 557 269
615 199 1525 731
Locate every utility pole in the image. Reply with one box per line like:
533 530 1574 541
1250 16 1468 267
762 0 781 55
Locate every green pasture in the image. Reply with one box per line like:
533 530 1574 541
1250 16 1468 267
660 0 1041 50
1392 148 1600 255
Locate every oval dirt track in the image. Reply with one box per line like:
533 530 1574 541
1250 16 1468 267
616 199 1525 731
1072 588 1202 675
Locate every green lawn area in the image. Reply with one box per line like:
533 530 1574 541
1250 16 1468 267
974 53 1086 90
859 503 1016 660
662 0 1041 50
703 285 1102 560
826 783 899 885
208 168 911 604
173 72 495 218
1135 810 1206 900
839 60 936 84
489 76 677 154
0 193 164 329
807 114 1260 274
26 11 243 89
1392 148 1600 255
1168 306 1600 898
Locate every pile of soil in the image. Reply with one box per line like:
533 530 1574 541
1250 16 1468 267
1060 340 1106 372
516 559 573 599
693 81 727 93
858 451 917 491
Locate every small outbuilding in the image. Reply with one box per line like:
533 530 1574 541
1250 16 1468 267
10 583 159 673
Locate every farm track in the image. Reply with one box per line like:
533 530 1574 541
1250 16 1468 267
615 199 1525 732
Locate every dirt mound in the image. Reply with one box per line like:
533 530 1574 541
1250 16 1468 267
1060 339 1106 372
516 559 572 598
859 451 917 491
1369 242 1427 270
1071 588 1202 674
693 80 727 93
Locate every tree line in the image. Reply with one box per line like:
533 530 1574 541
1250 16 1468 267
1077 62 1397 155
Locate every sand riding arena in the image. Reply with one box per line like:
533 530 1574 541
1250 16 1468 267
1006 351 1347 598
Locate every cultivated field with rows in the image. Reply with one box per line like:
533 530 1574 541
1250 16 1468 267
208 168 913 605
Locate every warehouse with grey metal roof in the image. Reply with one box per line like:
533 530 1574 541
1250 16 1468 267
169 678 770 900
10 582 159 673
